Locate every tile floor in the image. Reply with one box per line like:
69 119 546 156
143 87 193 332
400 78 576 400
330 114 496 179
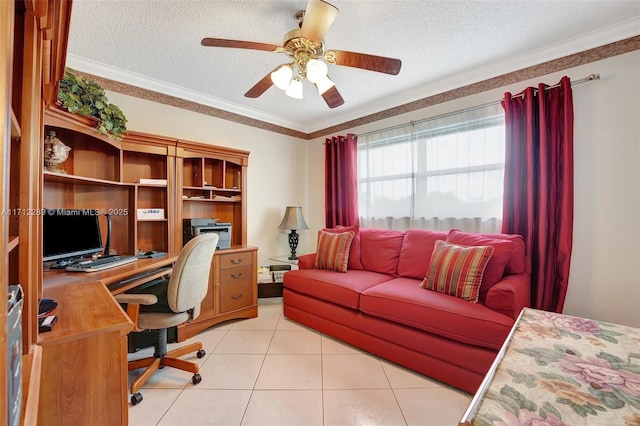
127 298 473 426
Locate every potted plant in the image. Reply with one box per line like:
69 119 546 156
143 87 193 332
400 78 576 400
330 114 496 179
57 68 128 139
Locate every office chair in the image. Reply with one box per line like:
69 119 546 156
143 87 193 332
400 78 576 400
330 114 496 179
115 233 219 405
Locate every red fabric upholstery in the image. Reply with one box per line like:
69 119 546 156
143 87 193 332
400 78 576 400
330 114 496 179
284 269 392 309
477 231 527 275
484 274 531 320
397 229 447 279
361 278 513 350
359 228 404 275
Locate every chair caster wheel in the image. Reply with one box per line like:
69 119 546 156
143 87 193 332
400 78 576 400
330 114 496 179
131 392 143 405
192 373 202 385
197 349 206 358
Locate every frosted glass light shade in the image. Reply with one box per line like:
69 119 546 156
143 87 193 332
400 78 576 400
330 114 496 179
285 78 304 99
315 75 335 95
306 59 328 83
271 65 293 90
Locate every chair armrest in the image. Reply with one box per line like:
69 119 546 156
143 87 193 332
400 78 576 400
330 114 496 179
114 293 158 332
114 293 158 305
484 274 531 320
297 253 316 270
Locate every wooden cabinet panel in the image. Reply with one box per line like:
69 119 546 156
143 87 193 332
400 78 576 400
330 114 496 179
220 265 253 313
220 251 252 269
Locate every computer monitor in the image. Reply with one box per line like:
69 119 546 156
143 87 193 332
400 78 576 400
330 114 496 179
43 208 103 265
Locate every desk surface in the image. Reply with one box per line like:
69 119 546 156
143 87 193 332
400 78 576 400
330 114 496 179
43 253 178 288
460 308 640 425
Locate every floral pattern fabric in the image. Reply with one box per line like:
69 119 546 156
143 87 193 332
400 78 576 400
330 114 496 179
469 308 640 426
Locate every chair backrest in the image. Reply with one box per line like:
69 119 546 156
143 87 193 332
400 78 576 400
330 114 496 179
166 233 219 318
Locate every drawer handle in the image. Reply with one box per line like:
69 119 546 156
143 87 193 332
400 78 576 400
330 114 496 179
230 292 243 300
230 258 243 264
230 272 244 279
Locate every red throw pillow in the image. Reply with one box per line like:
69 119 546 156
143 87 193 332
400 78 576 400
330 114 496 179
446 229 515 301
420 240 494 303
322 225 363 270
313 230 355 273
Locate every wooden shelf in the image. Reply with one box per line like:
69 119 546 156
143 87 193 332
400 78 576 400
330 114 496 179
43 171 133 187
10 108 20 138
8 235 19 252
21 345 42 426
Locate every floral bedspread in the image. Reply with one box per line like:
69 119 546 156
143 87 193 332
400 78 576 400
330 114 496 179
470 308 640 425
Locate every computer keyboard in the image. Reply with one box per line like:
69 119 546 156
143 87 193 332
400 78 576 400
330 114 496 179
66 255 138 272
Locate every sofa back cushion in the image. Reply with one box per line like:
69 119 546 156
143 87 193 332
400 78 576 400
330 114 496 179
476 232 527 275
359 228 405 275
446 229 520 301
397 229 448 279
322 225 363 270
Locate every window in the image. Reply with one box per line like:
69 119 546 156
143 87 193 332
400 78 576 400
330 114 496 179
357 103 505 233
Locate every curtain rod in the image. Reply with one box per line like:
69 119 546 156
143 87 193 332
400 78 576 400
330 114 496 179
358 73 600 138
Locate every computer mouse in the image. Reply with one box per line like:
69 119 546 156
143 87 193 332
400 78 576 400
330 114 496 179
144 250 157 255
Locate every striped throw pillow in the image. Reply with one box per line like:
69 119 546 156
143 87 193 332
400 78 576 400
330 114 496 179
313 230 355 273
420 240 494 302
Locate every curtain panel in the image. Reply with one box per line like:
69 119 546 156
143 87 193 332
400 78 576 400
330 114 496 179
501 76 574 313
325 133 359 228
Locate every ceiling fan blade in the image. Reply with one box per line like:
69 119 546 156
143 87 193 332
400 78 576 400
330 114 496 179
320 85 344 108
329 50 401 75
300 0 339 43
244 67 280 98
201 38 279 52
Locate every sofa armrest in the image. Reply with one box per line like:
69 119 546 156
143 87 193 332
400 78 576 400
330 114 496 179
297 253 316 270
484 274 531 320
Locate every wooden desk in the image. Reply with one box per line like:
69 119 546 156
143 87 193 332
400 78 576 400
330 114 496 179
38 254 178 425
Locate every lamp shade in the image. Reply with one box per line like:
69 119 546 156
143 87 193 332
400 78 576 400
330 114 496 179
315 75 335 95
306 59 328 83
271 64 293 90
285 77 303 99
278 206 309 230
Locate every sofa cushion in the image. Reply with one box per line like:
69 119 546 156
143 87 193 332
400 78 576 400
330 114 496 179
361 278 514 350
359 228 405 275
420 240 494 302
478 232 527 275
284 269 394 309
313 230 355 273
446 229 515 301
322 225 363 270
397 229 448 279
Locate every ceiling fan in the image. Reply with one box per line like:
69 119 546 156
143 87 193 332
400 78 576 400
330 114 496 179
201 0 402 108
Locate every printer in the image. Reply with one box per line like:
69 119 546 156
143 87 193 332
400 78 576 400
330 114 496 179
183 219 231 250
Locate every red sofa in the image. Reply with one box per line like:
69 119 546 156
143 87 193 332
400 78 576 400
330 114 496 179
283 227 530 393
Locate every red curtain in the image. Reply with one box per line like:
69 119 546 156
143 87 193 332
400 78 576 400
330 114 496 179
325 133 359 228
501 76 574 313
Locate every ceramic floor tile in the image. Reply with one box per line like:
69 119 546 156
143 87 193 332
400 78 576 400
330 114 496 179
258 297 284 315
128 388 181 426
129 362 193 390
276 315 317 331
321 335 366 354
197 354 265 389
230 313 281 330
241 390 323 426
394 387 471 426
323 389 406 426
267 330 322 354
323 353 390 389
213 330 274 354
381 359 443 388
157 389 252 426
255 354 322 389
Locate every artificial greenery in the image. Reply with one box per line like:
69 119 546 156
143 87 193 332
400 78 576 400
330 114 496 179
57 69 128 138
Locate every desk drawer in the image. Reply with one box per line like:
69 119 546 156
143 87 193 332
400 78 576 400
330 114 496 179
219 252 252 269
220 265 252 312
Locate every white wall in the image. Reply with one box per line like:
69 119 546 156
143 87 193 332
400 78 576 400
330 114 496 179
108 49 639 327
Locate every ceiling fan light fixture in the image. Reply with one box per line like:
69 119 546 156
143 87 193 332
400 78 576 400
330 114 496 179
315 75 335 95
285 77 304 99
306 58 328 83
271 64 293 90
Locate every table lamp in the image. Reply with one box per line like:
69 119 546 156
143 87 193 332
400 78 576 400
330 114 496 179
278 206 309 260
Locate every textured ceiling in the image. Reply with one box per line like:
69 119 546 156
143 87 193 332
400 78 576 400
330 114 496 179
66 0 640 134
